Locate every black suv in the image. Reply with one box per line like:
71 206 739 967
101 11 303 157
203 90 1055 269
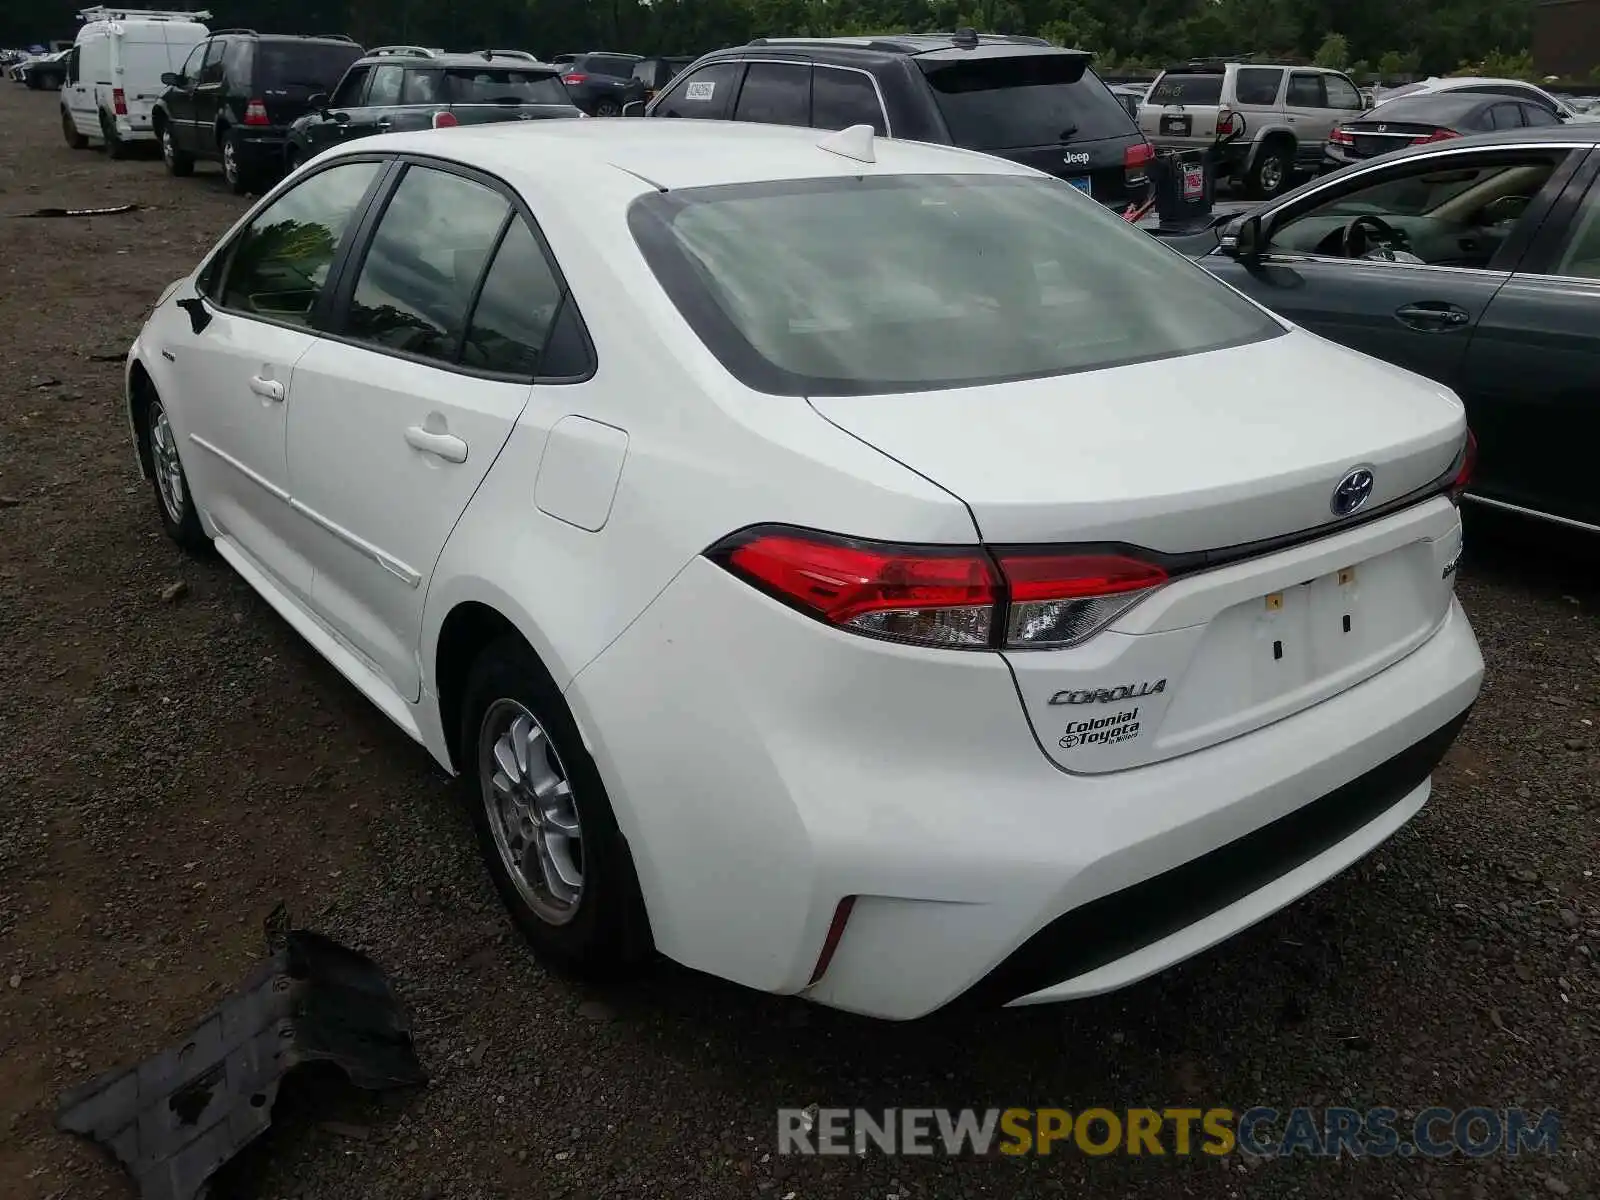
642 31 1153 208
553 51 648 116
155 31 365 193
286 50 580 170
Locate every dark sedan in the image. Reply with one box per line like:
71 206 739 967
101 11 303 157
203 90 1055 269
1166 126 1600 532
1325 92 1564 168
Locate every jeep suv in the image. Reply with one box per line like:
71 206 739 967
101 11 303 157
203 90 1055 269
1137 60 1365 197
155 31 364 193
286 49 580 170
645 31 1153 209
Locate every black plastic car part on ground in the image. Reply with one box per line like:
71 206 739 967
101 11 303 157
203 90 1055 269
1192 125 1600 532
644 31 1154 209
153 32 365 194
286 50 580 168
55 913 426 1200
556 51 647 116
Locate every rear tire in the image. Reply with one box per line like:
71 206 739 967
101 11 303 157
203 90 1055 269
1245 141 1295 199
221 128 252 195
160 122 193 176
460 635 653 979
593 98 622 117
100 111 127 160
61 110 87 149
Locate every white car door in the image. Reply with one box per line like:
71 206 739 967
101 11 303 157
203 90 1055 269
62 44 96 135
285 162 550 700
169 157 386 601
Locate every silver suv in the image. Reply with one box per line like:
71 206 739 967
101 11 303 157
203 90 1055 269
1138 61 1366 197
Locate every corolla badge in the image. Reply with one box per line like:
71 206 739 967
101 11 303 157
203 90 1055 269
1331 467 1376 517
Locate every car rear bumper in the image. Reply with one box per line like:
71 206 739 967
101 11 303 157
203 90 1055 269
568 552 1483 1020
234 130 288 169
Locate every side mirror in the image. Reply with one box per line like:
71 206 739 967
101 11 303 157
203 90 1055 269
160 71 180 87
308 91 328 110
1221 213 1264 261
621 100 645 117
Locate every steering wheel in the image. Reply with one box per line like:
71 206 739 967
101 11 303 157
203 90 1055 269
1341 213 1407 260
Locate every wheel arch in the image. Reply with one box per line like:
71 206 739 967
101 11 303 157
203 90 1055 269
128 359 157 479
1248 127 1298 167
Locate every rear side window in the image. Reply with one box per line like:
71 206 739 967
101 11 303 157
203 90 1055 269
344 166 510 363
222 37 251 84
461 219 566 375
922 56 1134 150
366 63 403 106
257 41 364 94
812 67 886 134
445 68 568 105
217 160 380 322
653 61 742 119
1488 103 1523 130
400 69 441 104
1148 72 1223 105
733 61 810 127
1323 74 1362 110
630 173 1280 396
1233 68 1282 106
583 55 637 79
1286 73 1324 107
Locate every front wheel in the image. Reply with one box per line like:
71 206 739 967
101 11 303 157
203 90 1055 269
142 395 207 552
160 123 194 176
61 109 87 149
461 636 652 978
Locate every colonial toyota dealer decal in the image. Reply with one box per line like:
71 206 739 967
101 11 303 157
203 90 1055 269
1059 707 1142 749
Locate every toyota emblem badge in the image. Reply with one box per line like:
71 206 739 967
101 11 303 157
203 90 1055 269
1331 467 1376 517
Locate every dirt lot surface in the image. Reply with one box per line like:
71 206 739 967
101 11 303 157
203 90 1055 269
1 82 1598 1200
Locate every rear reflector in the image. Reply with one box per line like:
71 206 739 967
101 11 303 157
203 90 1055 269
709 528 1169 651
562 72 588 84
1123 140 1154 171
1449 429 1477 503
243 98 269 126
808 896 856 985
112 87 127 116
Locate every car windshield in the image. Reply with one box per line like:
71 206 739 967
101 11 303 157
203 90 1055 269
1148 73 1224 105
445 67 568 104
258 42 363 92
630 173 1280 396
920 55 1134 149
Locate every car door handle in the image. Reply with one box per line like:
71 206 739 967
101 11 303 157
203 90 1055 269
249 375 285 401
405 425 468 463
375 118 392 129
1395 303 1471 331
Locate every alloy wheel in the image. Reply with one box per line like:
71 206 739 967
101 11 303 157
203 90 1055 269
161 127 174 166
478 699 584 925
148 404 185 523
1260 157 1284 193
223 138 238 185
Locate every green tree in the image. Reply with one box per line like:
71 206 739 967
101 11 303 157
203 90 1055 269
1312 31 1349 68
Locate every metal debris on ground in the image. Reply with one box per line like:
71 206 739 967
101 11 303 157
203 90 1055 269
55 905 427 1200
16 204 142 218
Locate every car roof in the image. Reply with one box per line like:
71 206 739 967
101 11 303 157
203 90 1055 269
1364 93 1496 122
738 32 1083 63
359 118 1037 194
352 51 560 71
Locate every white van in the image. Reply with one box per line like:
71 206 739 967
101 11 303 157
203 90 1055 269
61 7 210 155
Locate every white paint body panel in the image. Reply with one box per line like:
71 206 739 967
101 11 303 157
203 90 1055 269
67 19 208 141
126 120 1485 1019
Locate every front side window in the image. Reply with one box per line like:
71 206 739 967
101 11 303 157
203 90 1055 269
460 219 566 375
1265 153 1562 269
217 160 381 322
343 166 510 362
366 63 404 107
630 174 1280 396
176 41 204 83
652 60 742 119
922 56 1134 150
1232 68 1282 107
444 68 568 105
400 68 441 104
733 61 810 127
197 38 225 85
1286 73 1323 107
330 64 369 107
1323 74 1362 110
812 67 886 135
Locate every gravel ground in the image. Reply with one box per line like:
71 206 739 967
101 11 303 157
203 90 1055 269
1 82 1597 1200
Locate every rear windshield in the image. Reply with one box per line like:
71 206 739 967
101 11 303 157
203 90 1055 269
1148 73 1224 105
445 67 568 104
581 54 639 78
629 174 1280 396
257 41 363 92
921 55 1135 149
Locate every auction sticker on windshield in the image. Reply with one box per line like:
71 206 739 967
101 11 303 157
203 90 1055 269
686 80 716 100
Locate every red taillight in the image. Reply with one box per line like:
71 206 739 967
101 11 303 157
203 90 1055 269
112 87 127 115
1330 126 1354 146
432 110 458 128
711 529 1169 651
243 98 269 126
1449 429 1477 503
1216 107 1239 137
1416 128 1458 144
1123 140 1154 172
562 72 588 85
808 896 856 985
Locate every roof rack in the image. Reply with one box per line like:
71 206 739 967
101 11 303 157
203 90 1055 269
208 27 258 36
313 33 357 43
479 48 538 60
78 6 212 20
369 45 436 58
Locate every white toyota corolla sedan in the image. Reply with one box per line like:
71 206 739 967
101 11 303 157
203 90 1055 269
125 118 1483 1020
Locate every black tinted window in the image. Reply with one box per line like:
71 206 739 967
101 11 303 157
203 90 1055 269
653 60 741 119
1233 68 1282 106
733 61 810 126
400 69 441 104
331 64 368 106
222 38 251 83
219 161 379 322
257 42 364 93
345 166 510 362
367 63 403 106
1323 74 1362 109
1287 73 1324 107
445 68 568 104
1524 103 1560 127
197 39 225 85
812 67 886 134
177 42 204 81
923 57 1133 150
584 55 637 78
461 219 566 375
1489 103 1523 130
1149 73 1223 105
